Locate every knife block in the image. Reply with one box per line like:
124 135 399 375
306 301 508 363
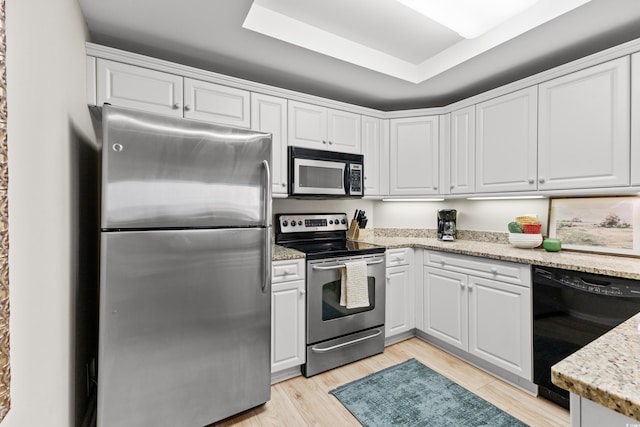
347 220 360 241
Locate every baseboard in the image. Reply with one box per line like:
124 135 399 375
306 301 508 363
414 330 538 396
385 329 416 347
271 365 302 384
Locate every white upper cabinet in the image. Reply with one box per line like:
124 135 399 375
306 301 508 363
389 116 440 195
288 101 361 153
538 57 630 190
475 87 538 193
629 53 640 186
361 116 382 196
449 106 475 194
184 78 250 128
96 59 251 128
251 93 288 195
97 59 183 117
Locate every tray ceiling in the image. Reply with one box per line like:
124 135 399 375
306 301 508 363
79 0 640 110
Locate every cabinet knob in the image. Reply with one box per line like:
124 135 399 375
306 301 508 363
364 176 368 180
322 140 327 145
328 140 333 145
539 177 546 184
299 289 305 296
433 186 438 190
281 183 286 187
491 267 498 275
172 103 181 110
460 283 465 289
184 104 191 111
450 184 455 190
528 178 535 184
440 260 445 266
387 276 391 281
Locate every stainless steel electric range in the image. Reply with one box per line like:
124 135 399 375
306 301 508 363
275 213 386 377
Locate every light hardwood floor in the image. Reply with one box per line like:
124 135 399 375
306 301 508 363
214 337 569 426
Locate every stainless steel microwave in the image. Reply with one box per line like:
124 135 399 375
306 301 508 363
288 147 363 198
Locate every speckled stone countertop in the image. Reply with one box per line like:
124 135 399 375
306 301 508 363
273 228 640 279
272 244 304 261
552 312 640 421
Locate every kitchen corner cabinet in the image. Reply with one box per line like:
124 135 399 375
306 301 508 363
475 87 538 193
389 116 440 195
361 115 387 196
631 53 640 186
385 248 415 341
288 101 361 154
96 59 250 128
251 93 288 195
271 259 305 374
538 57 630 190
420 251 532 380
449 106 475 194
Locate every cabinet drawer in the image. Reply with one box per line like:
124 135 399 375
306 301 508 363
423 250 530 287
272 259 305 283
386 248 412 267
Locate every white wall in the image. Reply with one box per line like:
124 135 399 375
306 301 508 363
276 198 550 234
5 0 92 426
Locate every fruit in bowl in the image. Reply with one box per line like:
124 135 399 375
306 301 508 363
508 233 542 248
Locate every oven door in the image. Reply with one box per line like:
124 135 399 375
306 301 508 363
306 253 385 344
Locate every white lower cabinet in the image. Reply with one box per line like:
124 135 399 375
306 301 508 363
385 248 415 342
420 250 532 380
570 394 637 427
271 259 305 377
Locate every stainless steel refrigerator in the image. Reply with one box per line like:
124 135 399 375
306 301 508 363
92 105 272 427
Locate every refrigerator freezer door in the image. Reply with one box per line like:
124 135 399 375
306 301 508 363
99 105 271 229
97 228 271 427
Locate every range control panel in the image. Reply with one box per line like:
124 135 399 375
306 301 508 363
276 213 349 233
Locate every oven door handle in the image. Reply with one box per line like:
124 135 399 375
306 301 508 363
311 259 384 271
310 329 382 353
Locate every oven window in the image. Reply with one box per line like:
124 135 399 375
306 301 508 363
300 165 343 189
321 277 375 321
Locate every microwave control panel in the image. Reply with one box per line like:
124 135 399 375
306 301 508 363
349 164 362 195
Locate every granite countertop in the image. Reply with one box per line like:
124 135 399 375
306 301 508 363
552 312 640 421
273 229 640 280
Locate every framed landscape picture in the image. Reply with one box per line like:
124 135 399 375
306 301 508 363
548 196 640 256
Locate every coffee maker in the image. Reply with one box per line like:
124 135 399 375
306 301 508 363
437 209 457 241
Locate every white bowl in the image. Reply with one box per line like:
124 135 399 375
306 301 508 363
508 233 542 248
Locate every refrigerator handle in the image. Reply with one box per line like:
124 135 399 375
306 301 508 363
263 227 272 294
262 160 272 227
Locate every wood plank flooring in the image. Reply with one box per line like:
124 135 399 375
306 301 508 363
214 337 569 426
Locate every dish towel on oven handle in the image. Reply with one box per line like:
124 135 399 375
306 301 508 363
340 261 370 309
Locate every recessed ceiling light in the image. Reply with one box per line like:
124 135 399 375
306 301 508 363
395 0 539 38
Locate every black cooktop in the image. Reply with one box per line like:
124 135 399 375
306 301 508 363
274 213 385 260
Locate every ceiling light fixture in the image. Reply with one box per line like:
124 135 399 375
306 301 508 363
395 0 540 39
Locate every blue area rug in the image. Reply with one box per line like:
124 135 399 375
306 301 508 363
330 358 528 427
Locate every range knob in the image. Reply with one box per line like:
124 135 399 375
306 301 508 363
297 220 303 226
329 220 334 225
341 218 347 224
290 221 296 227
282 220 288 227
335 218 341 224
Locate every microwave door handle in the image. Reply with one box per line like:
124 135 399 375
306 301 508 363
344 163 350 195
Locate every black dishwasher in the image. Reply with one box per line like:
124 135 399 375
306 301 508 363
533 265 640 409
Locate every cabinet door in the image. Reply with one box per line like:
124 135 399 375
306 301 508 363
467 276 531 380
634 53 640 186
271 278 305 373
184 78 250 128
422 267 467 351
476 87 537 193
538 57 630 190
389 116 440 195
450 106 475 194
328 109 361 153
362 116 382 195
385 265 414 339
97 59 183 117
252 93 288 195
288 101 327 149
